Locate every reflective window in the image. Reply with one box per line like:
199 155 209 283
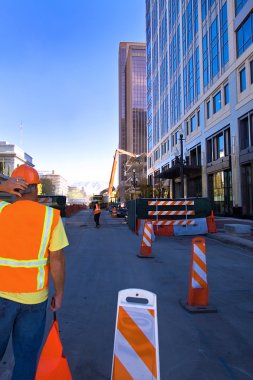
189 56 194 104
193 0 198 34
217 133 224 158
195 47 200 96
187 0 193 47
203 33 209 86
236 13 253 57
191 114 196 132
210 17 220 78
220 3 229 66
250 60 253 84
224 83 229 105
201 0 207 20
240 67 246 92
213 91 221 113
235 0 248 16
207 100 211 119
182 12 186 54
240 115 250 149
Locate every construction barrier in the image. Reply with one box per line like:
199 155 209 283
111 289 160 380
138 221 154 258
180 237 217 313
112 207 117 218
127 197 212 234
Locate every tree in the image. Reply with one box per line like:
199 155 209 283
0 159 5 175
40 178 55 195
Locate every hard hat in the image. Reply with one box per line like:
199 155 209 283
11 164 41 184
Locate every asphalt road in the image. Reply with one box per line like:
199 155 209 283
1 209 253 380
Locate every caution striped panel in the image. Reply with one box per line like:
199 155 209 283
143 222 152 247
148 200 194 206
153 220 195 226
148 210 195 216
192 240 207 289
112 289 160 380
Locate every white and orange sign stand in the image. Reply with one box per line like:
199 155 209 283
111 289 160 380
180 237 217 313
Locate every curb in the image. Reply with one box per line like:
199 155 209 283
207 232 253 252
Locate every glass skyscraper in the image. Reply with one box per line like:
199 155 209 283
118 42 147 197
146 0 253 217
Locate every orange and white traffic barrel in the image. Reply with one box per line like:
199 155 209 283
111 289 160 380
112 207 117 218
180 237 217 313
138 220 153 258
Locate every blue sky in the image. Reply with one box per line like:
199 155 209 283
0 0 146 185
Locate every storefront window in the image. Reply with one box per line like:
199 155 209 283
210 170 232 215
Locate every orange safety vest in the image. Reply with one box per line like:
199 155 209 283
94 204 101 215
0 200 60 293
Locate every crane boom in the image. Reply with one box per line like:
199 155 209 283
108 149 139 199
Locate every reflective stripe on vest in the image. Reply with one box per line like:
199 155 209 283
0 201 10 213
0 258 48 267
0 205 54 291
37 206 54 289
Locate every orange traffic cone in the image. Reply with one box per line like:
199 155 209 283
35 313 72 380
180 237 217 313
206 210 217 233
112 207 117 218
137 221 154 258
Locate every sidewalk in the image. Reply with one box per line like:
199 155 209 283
208 216 253 252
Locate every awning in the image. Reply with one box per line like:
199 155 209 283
156 165 201 179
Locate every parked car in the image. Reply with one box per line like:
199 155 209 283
117 207 128 218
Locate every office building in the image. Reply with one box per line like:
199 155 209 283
118 42 147 199
146 0 253 217
0 141 34 175
39 171 68 196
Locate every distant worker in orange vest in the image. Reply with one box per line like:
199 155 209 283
93 201 101 227
0 165 69 380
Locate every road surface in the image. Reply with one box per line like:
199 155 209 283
1 209 253 380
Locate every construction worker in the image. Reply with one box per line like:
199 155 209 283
93 201 101 227
0 164 69 380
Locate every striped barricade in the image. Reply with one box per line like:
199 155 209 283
111 289 160 380
148 199 196 236
138 221 154 258
180 237 217 313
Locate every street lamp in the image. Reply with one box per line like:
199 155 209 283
132 168 138 199
179 134 184 198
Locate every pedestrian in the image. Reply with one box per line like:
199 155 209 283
0 164 69 380
93 201 101 227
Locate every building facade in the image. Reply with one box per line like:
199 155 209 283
118 42 147 200
146 0 253 217
0 141 34 175
39 171 68 196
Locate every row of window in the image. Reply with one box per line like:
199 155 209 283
203 4 229 87
150 110 253 169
